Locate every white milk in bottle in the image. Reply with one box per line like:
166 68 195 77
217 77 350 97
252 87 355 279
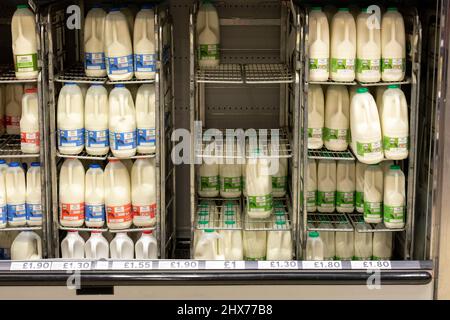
57 83 84 155
267 218 293 261
353 224 373 260
336 160 355 213
330 8 356 82
372 226 392 260
220 162 242 198
318 220 335 260
110 232 134 259
350 88 383 164
0 160 7 176
135 231 158 259
6 162 26 227
306 159 317 212
59 158 85 227
376 86 387 113
381 8 406 82
194 229 224 260
381 85 409 160
271 143 288 198
20 88 40 154
84 6 107 77
335 224 354 260
246 153 273 219
198 160 219 198
317 160 336 213
218 217 243 261
355 161 368 213
356 8 381 82
104 8 134 81
0 171 6 228
197 0 220 68
243 219 267 261
364 164 383 223
309 7 330 81
61 231 85 259
133 5 157 80
85 164 105 228
135 84 156 154
5 84 23 135
0 86 5 134
85 84 109 156
306 231 324 260
308 84 325 149
11 231 42 260
131 158 157 227
324 85 349 151
384 165 406 229
85 231 109 259
26 162 42 226
11 5 38 80
109 84 137 158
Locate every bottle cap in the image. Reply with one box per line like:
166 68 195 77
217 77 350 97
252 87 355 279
25 88 37 94
309 231 320 238
110 8 120 12
390 165 401 170
198 220 209 225
388 84 400 89
311 7 322 11
89 163 102 169
114 84 125 88
0 160 6 164
225 220 236 225
387 7 398 12
143 230 153 234
142 4 154 9
17 5 28 9
31 162 40 167
9 162 20 167
338 8 349 12
66 82 77 85
276 219 286 225
205 229 215 233
357 87 369 94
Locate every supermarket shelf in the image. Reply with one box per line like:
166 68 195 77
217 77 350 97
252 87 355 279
195 199 242 230
58 225 108 232
107 152 156 160
109 226 157 233
0 66 38 83
0 135 40 158
196 64 243 83
106 78 156 85
244 63 294 84
243 213 291 231
307 213 354 232
308 147 355 161
55 66 107 84
308 80 357 86
358 78 412 87
347 213 406 233
56 150 108 161
0 226 42 232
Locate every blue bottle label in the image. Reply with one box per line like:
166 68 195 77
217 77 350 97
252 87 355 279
86 129 109 148
58 128 84 147
134 53 157 72
106 54 133 75
85 52 106 70
26 203 42 221
137 128 156 147
86 204 105 222
7 204 26 222
110 131 137 150
0 205 6 224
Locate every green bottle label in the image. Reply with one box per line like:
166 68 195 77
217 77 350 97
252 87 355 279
199 176 219 192
336 191 355 208
309 58 329 71
198 44 219 61
317 191 335 208
381 58 406 73
383 136 408 152
308 127 323 140
272 176 287 193
248 195 273 212
364 201 382 219
323 128 349 143
384 204 405 224
331 58 355 73
221 176 242 192
355 191 364 210
356 141 382 157
15 53 38 72
356 58 380 74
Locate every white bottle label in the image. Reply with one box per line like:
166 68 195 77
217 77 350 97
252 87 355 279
364 201 382 220
86 129 109 148
107 203 132 224
85 52 106 70
248 195 273 212
331 58 355 74
7 204 26 222
383 136 408 154
110 131 137 150
384 204 405 224
60 203 85 221
134 53 157 72
132 203 156 219
221 176 241 192
15 53 38 72
6 116 20 128
106 54 134 75
137 128 156 147
58 128 84 147
306 190 316 209
309 58 329 72
21 132 40 148
0 205 6 224
317 191 335 208
86 204 105 223
26 203 42 221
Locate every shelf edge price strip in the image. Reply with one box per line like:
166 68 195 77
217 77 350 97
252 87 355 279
351 260 392 270
258 261 299 270
112 260 153 270
158 260 200 270
51 261 93 271
302 261 343 270
10 261 53 271
205 261 246 270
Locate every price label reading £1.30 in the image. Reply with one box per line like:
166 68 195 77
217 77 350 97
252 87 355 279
51 261 92 271
159 260 199 270
351 260 392 270
303 261 343 269
258 261 299 269
10 261 52 271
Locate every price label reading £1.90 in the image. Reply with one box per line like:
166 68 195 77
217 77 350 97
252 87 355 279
159 260 199 270
10 261 52 271
302 261 343 269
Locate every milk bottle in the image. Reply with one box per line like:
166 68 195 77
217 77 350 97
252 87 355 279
20 88 39 154
381 85 409 160
218 218 243 260
372 226 392 260
364 164 383 224
308 84 324 149
85 85 109 156
0 171 6 228
243 220 267 261
336 160 355 213
6 162 26 227
317 160 336 213
354 224 373 260
135 84 156 154
110 232 134 259
271 145 287 198
0 160 7 175
11 5 39 80
350 88 383 164
246 154 273 219
61 231 85 259
267 218 293 260
306 231 324 260
104 160 132 229
381 8 406 82
324 85 349 151
5 84 23 135
0 86 5 134
11 231 42 260
242 162 247 197
194 229 224 260
384 165 406 229
376 86 387 113
330 8 356 82
26 162 42 226
131 158 157 227
120 5 135 35
134 5 157 80
85 164 105 228
382 160 394 176
104 8 134 81
306 159 317 212
309 7 330 81
356 8 381 83
84 6 107 77
59 158 85 227
57 83 84 155
335 224 354 260
355 161 368 213
85 231 109 259
109 84 137 158
135 231 158 259
197 0 220 68
318 221 335 260
220 162 241 198
198 161 219 198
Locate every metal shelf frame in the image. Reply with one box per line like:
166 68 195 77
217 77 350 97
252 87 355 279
347 213 406 233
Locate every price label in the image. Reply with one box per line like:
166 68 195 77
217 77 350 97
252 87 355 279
303 261 342 269
351 260 391 270
51 261 92 271
258 261 299 269
94 261 110 270
10 261 52 271
159 260 199 270
112 260 153 270
205 261 246 270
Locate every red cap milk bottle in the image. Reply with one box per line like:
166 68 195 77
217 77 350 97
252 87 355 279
59 158 85 227
135 231 158 259
133 5 157 80
20 88 40 154
84 5 107 77
131 158 157 227
85 85 109 156
6 162 27 227
5 84 23 135
135 84 156 154
85 164 105 228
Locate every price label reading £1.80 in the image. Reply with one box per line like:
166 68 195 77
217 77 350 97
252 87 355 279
159 260 199 270
351 260 392 270
303 261 343 269
10 261 52 271
258 261 299 269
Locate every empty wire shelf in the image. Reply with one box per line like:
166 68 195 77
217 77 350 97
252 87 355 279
107 152 157 160
308 147 355 161
307 213 354 232
244 63 294 84
106 78 156 85
55 65 107 84
0 135 40 158
0 65 38 83
196 64 243 83
347 213 406 232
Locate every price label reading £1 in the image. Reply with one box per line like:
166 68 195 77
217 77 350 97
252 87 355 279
303 261 343 269
205 261 246 270
159 260 199 270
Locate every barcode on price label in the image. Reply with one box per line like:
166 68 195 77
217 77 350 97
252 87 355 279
159 260 199 270
10 261 52 271
303 261 343 269
51 261 92 271
112 260 153 270
205 261 246 269
94 261 110 270
351 261 391 269
258 261 299 269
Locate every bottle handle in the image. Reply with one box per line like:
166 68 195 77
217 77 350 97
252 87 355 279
68 237 75 258
142 239 149 259
116 238 123 259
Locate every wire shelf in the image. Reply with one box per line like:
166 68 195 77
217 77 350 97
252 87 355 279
55 66 107 84
308 147 355 161
109 225 157 233
307 213 354 232
308 80 357 86
106 78 156 85
58 224 108 232
347 213 406 233
56 149 108 161
244 63 294 84
107 152 157 160
0 226 42 232
196 64 243 83
358 78 412 87
0 135 40 158
0 65 38 83
195 199 242 230
243 198 291 231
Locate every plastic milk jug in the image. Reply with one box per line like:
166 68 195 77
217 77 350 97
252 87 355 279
11 5 39 80
84 6 107 77
376 86 387 113
194 229 224 260
372 225 392 260
85 84 109 156
384 165 406 229
0 171 6 228
198 157 219 198
20 88 40 154
104 9 134 81
335 224 354 260
380 85 409 160
350 88 383 164
57 83 84 155
26 162 42 226
267 218 293 261
317 160 336 213
324 85 349 151
6 162 26 226
135 84 156 154
356 8 381 82
330 8 356 82
110 232 134 259
11 231 42 260
133 5 157 80
197 0 220 68
0 160 7 176
61 231 85 259
246 155 273 219
85 164 105 228
354 224 373 260
220 162 242 198
270 142 288 198
243 219 267 261
336 160 355 213
0 86 5 134
109 84 137 158
5 84 23 135
308 84 325 149
135 231 158 259
59 158 85 227
85 231 109 259
131 158 157 227
355 161 368 213
306 159 317 212
218 218 243 260
105 160 132 229
381 8 406 81
319 220 335 260
306 231 324 260
364 164 383 224
309 7 330 81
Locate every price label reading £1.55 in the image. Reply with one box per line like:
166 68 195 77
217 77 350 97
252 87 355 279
159 260 199 270
112 260 153 270
303 261 343 269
